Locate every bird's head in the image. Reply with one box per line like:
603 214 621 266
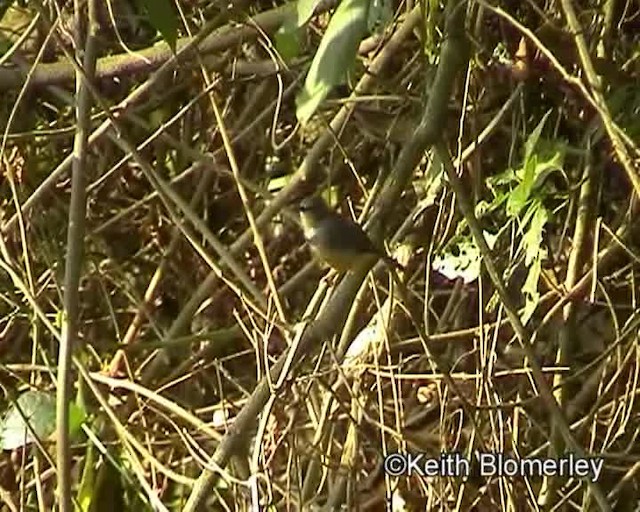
299 196 332 226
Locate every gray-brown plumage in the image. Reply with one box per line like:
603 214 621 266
298 196 400 272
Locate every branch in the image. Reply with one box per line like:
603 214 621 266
181 2 468 509
55 0 97 509
0 3 293 91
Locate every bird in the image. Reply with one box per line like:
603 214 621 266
298 195 401 273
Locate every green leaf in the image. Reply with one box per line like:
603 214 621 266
275 15 302 62
297 0 323 26
77 429 97 512
521 204 548 266
267 173 292 192
69 401 87 439
1 391 56 449
521 257 542 324
432 232 497 284
474 199 490 217
418 150 445 207
530 147 565 189
507 155 537 217
524 110 552 162
519 200 537 227
135 0 178 52
297 86 330 125
423 0 439 62
486 168 517 189
0 390 87 450
367 0 393 32
296 0 369 124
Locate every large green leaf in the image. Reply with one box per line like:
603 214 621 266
0 390 86 450
297 0 323 26
296 0 369 124
135 0 178 52
275 14 302 62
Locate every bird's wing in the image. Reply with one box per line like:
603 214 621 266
336 217 381 255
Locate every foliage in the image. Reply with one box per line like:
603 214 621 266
0 390 85 450
134 0 178 51
296 0 370 124
0 0 639 510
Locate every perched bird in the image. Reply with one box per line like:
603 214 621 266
298 195 401 272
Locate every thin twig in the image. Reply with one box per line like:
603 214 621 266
55 0 96 509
